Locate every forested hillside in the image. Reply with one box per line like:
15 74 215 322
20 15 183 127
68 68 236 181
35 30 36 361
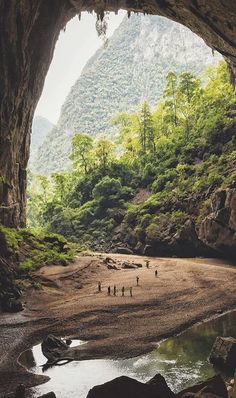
28 62 236 259
34 14 221 175
29 116 54 170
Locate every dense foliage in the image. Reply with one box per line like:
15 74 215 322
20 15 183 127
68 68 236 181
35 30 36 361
0 225 76 271
28 62 236 252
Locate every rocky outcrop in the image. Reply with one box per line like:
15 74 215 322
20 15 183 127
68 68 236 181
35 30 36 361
86 374 228 398
41 335 72 367
87 374 175 398
209 336 236 371
199 186 236 258
0 0 236 228
0 256 23 313
178 375 228 398
117 214 216 258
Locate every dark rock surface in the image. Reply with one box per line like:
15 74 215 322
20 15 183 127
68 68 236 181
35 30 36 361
199 188 236 258
0 256 23 313
122 261 138 269
86 373 229 398
177 375 228 398
209 336 236 371
86 374 175 398
116 247 134 255
42 335 70 363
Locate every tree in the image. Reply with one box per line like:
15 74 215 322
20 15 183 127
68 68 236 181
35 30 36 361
70 133 93 174
138 101 155 155
177 72 201 139
178 72 200 104
94 136 114 171
51 172 72 204
163 71 178 127
112 112 140 164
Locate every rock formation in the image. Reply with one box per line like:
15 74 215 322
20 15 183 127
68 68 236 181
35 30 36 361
0 0 236 228
199 186 236 258
87 374 175 398
86 373 228 398
177 374 228 398
209 336 236 371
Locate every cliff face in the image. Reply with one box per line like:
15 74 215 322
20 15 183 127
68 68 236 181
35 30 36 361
34 14 221 175
199 187 236 258
0 0 236 228
0 1 73 227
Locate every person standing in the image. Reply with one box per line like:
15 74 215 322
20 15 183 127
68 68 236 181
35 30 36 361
130 287 133 297
98 281 101 292
155 270 158 278
136 276 139 286
145 260 150 268
108 286 111 295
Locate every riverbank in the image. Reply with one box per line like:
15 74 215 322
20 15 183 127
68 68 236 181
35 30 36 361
1 254 236 396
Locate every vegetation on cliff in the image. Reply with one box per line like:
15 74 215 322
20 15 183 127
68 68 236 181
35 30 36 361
28 61 236 256
0 226 77 311
0 225 76 270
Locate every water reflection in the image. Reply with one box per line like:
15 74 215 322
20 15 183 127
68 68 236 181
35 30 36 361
20 311 236 398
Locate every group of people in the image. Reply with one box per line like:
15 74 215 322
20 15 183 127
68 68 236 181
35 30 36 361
108 285 133 297
97 262 158 298
98 282 133 297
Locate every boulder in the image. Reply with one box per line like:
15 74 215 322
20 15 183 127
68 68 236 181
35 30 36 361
86 374 175 398
147 373 176 398
104 257 116 264
209 336 236 370
122 262 137 269
42 334 70 363
177 375 228 398
1 294 23 313
132 262 143 268
107 263 119 270
116 247 133 255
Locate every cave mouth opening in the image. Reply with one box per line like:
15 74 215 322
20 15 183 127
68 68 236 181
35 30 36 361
24 7 236 262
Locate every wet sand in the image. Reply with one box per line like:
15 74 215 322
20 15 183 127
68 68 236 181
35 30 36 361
0 254 236 396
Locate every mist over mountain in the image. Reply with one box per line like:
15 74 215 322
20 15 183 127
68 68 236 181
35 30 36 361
33 14 221 175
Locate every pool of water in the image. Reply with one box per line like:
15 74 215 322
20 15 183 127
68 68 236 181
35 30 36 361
19 311 236 398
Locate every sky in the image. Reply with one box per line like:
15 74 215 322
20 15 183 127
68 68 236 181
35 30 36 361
35 12 125 124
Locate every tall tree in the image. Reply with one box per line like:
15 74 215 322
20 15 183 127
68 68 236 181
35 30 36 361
138 101 155 155
70 133 93 174
94 136 114 171
163 71 178 127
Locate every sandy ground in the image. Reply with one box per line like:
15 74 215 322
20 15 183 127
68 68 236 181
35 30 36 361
0 253 236 396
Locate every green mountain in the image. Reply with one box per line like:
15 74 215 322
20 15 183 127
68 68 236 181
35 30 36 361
29 115 54 171
34 14 221 175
